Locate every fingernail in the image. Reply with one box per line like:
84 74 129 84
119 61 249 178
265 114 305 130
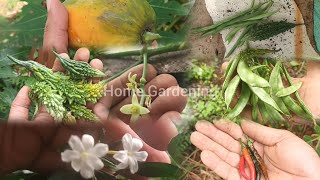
47 0 52 11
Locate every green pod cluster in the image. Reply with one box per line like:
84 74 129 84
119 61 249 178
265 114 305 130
223 49 313 126
53 51 105 80
7 55 107 123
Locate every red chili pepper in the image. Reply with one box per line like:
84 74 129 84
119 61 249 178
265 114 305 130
239 139 256 180
246 137 269 180
239 156 250 180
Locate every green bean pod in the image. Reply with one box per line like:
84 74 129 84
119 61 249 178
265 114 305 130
222 57 240 92
282 96 313 121
227 82 251 119
251 95 259 122
225 75 241 108
276 82 303 97
237 59 270 88
250 86 283 113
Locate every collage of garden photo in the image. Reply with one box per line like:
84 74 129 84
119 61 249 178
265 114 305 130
0 0 320 179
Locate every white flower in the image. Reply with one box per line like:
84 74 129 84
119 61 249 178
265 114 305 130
61 134 109 179
113 134 148 174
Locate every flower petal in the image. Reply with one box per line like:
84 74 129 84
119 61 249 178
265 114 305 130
69 135 84 152
82 134 94 150
133 151 148 162
113 150 128 163
86 155 104 170
116 162 128 170
61 150 80 162
131 138 144 152
71 159 82 172
131 93 139 105
139 106 150 115
130 113 140 121
80 163 95 179
122 134 133 151
128 157 139 174
120 104 133 115
89 143 109 158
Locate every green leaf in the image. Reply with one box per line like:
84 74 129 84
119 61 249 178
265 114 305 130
148 0 189 24
315 0 320 52
0 0 47 49
0 47 32 67
167 133 191 164
316 141 320 156
315 125 320 135
303 135 313 145
137 162 182 177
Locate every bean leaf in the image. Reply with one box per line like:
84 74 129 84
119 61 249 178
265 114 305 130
275 82 303 97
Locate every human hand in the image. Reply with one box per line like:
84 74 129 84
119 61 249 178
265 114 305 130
191 120 320 180
36 0 68 68
2 50 187 174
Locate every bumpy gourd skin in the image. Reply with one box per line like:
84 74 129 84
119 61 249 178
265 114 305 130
64 0 156 50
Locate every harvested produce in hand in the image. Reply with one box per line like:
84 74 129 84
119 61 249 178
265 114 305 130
239 139 256 180
223 49 313 125
7 54 107 123
64 0 156 50
246 137 269 180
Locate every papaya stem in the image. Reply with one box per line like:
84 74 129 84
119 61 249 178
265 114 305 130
99 42 188 59
139 46 148 106
102 59 143 83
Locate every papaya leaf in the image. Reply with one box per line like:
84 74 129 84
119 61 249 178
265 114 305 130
0 0 47 49
315 0 320 52
137 162 182 177
148 0 190 24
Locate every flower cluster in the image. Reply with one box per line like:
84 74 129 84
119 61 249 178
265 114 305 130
120 73 151 122
61 134 148 179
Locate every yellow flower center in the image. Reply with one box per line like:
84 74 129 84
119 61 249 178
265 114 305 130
81 152 89 160
131 105 140 114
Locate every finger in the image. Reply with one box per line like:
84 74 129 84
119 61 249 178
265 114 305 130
110 74 179 122
214 119 244 141
201 150 241 180
73 48 90 62
132 111 180 151
8 86 32 123
149 86 187 117
52 53 70 72
195 120 241 154
89 59 104 83
241 120 289 146
49 126 83 150
99 64 157 108
190 132 240 167
40 0 68 68
222 62 229 72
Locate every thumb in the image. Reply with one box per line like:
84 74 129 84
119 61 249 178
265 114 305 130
38 0 68 68
8 86 32 123
241 120 288 146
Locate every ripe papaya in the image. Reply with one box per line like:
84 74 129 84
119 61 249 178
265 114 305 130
64 0 156 50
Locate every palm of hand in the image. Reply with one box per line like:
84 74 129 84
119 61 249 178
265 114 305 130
191 120 320 180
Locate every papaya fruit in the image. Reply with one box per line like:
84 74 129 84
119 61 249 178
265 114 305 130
64 0 156 50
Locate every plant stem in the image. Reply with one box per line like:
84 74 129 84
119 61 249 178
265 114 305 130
107 151 118 155
99 42 188 59
102 59 143 84
140 47 148 106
